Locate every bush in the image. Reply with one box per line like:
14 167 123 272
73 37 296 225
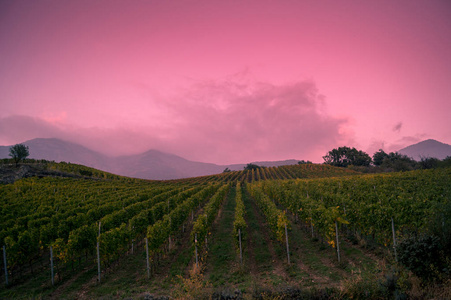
397 234 444 281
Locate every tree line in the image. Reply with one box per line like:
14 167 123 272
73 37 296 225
323 146 451 172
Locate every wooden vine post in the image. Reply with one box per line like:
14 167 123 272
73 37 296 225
50 246 54 286
309 209 314 238
195 233 199 267
97 222 101 283
335 221 341 263
3 245 8 286
238 229 243 264
391 217 397 261
285 223 290 265
145 238 150 279
169 216 172 251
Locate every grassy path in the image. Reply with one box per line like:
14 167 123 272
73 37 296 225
242 185 291 289
205 186 248 287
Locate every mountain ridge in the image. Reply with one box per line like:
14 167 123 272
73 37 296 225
3 137 450 179
0 138 301 180
397 139 451 161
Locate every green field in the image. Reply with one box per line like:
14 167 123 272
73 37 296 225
0 162 450 299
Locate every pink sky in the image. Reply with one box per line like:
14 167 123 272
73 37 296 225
1 0 451 164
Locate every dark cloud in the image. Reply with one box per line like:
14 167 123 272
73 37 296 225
393 122 403 132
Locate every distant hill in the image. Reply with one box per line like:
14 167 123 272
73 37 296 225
113 150 225 180
0 138 301 180
397 139 451 161
0 138 110 170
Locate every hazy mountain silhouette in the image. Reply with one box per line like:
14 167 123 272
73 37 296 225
397 139 451 160
0 138 110 170
0 138 301 180
113 150 225 180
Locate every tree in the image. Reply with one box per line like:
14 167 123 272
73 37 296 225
419 156 439 169
381 152 417 172
323 146 371 167
9 144 29 166
298 160 312 164
373 149 389 166
244 163 261 170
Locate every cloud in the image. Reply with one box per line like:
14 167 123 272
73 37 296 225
393 122 402 132
156 78 350 163
387 134 428 153
0 78 351 163
0 115 161 157
366 133 430 156
366 140 386 157
0 115 64 145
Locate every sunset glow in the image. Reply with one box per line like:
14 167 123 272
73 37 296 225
1 0 450 164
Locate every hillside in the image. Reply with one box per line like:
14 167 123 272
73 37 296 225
0 160 358 185
398 139 451 160
0 138 303 180
0 164 449 299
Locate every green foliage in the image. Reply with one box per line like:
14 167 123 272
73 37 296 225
380 152 417 172
233 182 247 253
429 201 451 258
100 223 131 263
247 182 289 243
419 156 440 169
9 144 30 166
191 184 230 251
244 163 261 170
1 160 449 295
397 234 445 281
373 149 389 166
255 168 451 252
79 169 93 176
298 160 312 164
67 224 97 258
323 146 372 167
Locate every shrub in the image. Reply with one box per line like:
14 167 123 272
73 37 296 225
397 234 444 281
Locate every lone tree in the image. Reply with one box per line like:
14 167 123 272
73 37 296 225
9 144 30 166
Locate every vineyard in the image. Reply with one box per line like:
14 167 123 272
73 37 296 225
0 162 450 299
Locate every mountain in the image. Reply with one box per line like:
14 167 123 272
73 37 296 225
113 150 224 180
0 138 110 170
397 139 451 161
0 138 300 180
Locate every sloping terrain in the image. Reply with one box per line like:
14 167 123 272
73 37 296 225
0 163 449 299
0 138 303 180
398 139 451 160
